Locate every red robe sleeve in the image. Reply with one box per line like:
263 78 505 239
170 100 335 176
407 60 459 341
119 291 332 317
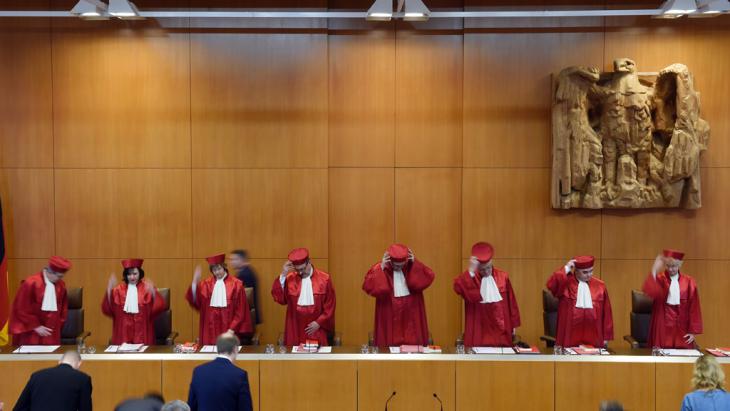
271 275 288 305
228 281 252 334
362 265 391 298
9 280 41 334
546 267 569 298
602 286 614 341
687 279 703 335
505 277 521 328
185 284 201 310
405 260 435 292
57 284 68 328
101 291 115 317
315 278 336 331
453 273 482 303
642 273 668 301
150 288 167 319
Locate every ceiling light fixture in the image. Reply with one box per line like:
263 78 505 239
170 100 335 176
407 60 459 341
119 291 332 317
366 0 393 21
70 0 108 20
108 0 143 19
402 0 430 21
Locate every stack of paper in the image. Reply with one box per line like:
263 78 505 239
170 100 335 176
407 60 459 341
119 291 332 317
660 349 703 357
199 345 242 353
291 346 332 353
13 345 60 354
707 348 730 357
472 347 515 354
105 344 149 353
514 346 540 354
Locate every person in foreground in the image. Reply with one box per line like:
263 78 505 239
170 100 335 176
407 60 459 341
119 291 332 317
681 355 730 410
14 350 92 411
188 333 253 411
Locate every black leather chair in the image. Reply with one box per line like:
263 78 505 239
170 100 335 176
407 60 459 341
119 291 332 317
540 289 559 347
154 288 178 345
624 290 653 349
61 287 91 345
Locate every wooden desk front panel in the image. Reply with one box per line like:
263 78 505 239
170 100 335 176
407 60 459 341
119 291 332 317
456 361 554 411
555 362 655 411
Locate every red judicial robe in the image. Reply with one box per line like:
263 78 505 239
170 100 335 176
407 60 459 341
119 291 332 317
101 281 166 345
186 275 253 345
271 268 336 346
546 268 613 347
453 268 521 347
362 260 434 346
10 272 68 345
642 271 702 348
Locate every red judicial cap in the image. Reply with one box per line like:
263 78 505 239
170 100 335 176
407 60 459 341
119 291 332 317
472 242 494 263
574 255 595 269
387 243 409 262
288 248 310 266
49 256 72 273
121 259 144 269
206 253 226 265
663 249 685 260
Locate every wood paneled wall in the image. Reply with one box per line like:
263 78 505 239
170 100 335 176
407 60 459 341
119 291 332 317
2 1 729 349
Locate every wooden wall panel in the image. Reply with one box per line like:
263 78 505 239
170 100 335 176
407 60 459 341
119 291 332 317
358 360 455 411
395 32 463 167
462 168 601 259
260 360 356 410
329 168 394 345
396 168 461 346
6 259 48 300
329 30 395 167
54 169 192 258
0 27 52 168
604 18 730 167
602 169 730 259
555 362 655 411
456 361 554 410
83 360 162 410
162 360 260 409
0 360 57 409
192 169 328 260
52 29 191 168
0 169 55 258
463 32 603 168
190 33 328 168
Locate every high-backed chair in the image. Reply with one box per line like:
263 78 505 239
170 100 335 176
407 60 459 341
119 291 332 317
623 290 653 349
154 288 178 345
539 289 559 347
61 287 91 345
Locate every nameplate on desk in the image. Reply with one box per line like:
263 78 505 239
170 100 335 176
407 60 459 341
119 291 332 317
13 345 60 354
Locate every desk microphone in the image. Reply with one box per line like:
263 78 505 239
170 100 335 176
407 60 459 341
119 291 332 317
384 391 396 411
433 393 443 411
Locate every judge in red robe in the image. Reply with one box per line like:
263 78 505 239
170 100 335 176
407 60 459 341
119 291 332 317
186 253 253 345
271 248 336 346
101 259 165 345
454 242 521 347
642 249 702 348
546 255 613 348
363 244 435 346
10 256 72 345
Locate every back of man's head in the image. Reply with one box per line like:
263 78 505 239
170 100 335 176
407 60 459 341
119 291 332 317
143 391 165 404
161 400 190 411
216 333 240 358
599 401 624 411
59 350 82 369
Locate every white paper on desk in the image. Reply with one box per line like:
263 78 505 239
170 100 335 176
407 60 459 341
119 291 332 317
661 349 702 357
317 346 332 353
118 343 144 352
389 346 400 354
200 345 241 353
13 345 60 353
105 345 119 353
472 347 515 354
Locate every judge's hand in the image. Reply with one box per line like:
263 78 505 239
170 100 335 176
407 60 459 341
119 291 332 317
564 259 576 274
684 334 696 345
224 329 235 336
305 321 320 336
408 249 415 262
281 261 294 276
468 257 479 272
652 255 664 278
192 266 202 285
381 253 391 271
144 278 156 294
34 325 53 337
107 273 118 292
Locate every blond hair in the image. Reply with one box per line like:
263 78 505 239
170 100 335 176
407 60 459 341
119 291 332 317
692 355 725 391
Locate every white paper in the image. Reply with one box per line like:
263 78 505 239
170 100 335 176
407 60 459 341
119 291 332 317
200 345 241 353
105 345 119 353
661 349 703 357
105 345 149 353
389 346 401 354
317 346 332 353
13 345 60 353
472 347 515 354
118 343 144 352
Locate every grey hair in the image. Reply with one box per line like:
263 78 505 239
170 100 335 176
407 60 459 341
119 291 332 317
161 400 190 411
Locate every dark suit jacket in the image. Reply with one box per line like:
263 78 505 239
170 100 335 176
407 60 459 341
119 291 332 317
14 363 93 411
188 357 253 411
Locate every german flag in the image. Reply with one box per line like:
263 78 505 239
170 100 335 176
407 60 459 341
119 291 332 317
0 197 8 346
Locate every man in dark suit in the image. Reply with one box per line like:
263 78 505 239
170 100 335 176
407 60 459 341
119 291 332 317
14 350 92 411
188 333 253 411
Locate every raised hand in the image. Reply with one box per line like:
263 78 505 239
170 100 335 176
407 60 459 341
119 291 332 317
381 252 391 270
192 265 202 285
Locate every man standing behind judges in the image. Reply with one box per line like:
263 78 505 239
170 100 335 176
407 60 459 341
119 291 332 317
546 255 613 348
14 350 92 411
271 248 336 346
643 249 702 348
10 256 72 346
453 242 521 347
363 244 435 346
188 334 253 411
229 250 260 325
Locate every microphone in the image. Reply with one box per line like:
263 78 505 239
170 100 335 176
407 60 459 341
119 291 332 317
384 391 396 411
433 393 443 411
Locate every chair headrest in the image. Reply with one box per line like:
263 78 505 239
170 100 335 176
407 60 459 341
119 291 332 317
542 289 559 312
157 288 170 310
67 287 83 309
632 289 653 313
